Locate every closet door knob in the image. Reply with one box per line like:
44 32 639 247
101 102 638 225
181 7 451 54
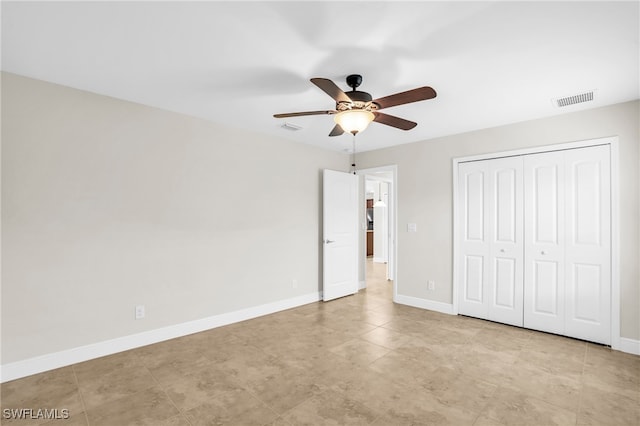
541 251 546 255
500 249 505 253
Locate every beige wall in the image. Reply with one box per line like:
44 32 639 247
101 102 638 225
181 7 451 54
357 100 640 340
2 72 638 368
1 72 348 363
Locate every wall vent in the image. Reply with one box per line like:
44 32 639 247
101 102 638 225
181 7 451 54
555 91 594 108
281 122 302 131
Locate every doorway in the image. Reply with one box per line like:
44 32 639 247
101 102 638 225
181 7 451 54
358 165 397 301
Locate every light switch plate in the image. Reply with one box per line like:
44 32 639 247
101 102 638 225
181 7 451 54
135 305 145 320
407 223 417 232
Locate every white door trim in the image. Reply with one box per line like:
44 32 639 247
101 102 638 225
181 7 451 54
452 136 620 350
357 165 398 302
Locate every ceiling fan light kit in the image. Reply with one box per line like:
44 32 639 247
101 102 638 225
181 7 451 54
334 109 375 135
274 74 436 137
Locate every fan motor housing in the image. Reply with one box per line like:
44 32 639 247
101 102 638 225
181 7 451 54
337 89 376 112
347 90 372 102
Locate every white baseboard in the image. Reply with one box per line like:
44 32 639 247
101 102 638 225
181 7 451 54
0 292 321 383
359 280 366 290
617 337 640 356
395 294 454 315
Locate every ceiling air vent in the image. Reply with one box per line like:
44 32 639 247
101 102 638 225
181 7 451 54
281 122 302 131
554 91 595 108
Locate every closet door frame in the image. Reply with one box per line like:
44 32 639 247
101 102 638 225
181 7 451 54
452 136 620 349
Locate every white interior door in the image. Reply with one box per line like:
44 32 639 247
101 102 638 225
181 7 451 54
323 169 359 302
458 157 524 326
524 151 566 335
373 200 387 263
564 145 611 344
488 157 524 327
458 161 491 319
524 145 611 344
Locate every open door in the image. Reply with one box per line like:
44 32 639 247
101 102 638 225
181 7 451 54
323 169 359 301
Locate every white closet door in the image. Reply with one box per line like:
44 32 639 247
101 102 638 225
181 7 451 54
524 151 566 335
458 161 490 319
458 144 611 344
488 157 524 327
458 157 523 326
564 145 611 344
523 145 611 344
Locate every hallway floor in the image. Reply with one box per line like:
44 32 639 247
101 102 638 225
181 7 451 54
2 260 638 425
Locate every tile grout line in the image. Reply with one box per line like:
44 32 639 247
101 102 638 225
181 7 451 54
140 355 194 426
248 380 324 423
70 364 90 426
574 343 589 426
232 350 291 425
470 376 502 426
235 341 322 424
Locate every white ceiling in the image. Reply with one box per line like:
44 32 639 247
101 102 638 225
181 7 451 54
2 1 639 152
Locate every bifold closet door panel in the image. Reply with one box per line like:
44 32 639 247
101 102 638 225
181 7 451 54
523 145 611 344
523 151 566 335
458 161 491 319
458 157 524 326
487 156 524 327
564 145 611 344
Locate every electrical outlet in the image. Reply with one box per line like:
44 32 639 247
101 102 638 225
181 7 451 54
292 279 298 289
427 280 435 291
135 305 145 320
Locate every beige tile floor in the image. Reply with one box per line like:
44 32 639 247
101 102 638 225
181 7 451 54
2 260 639 425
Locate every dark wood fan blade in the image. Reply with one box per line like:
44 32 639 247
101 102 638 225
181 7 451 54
372 86 437 110
373 112 417 130
310 78 351 103
329 124 344 137
273 110 335 118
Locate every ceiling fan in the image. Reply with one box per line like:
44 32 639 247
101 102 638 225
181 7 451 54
274 74 437 136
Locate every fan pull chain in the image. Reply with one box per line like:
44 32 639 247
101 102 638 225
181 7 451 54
351 133 357 174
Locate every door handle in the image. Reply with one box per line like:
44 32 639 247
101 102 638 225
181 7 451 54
541 251 546 255
325 239 335 244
